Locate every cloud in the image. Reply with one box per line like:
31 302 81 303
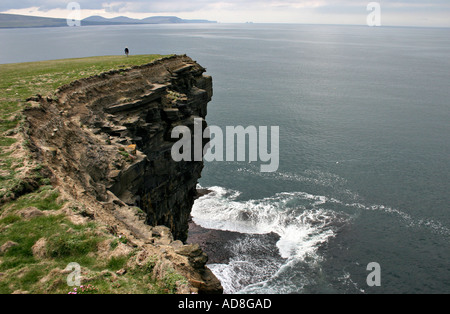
0 0 230 12
1 0 449 26
3 0 448 12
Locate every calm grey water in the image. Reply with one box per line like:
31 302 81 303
1 24 449 294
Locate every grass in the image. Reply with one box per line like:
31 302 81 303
0 54 166 123
0 54 178 294
0 186 174 294
161 268 189 294
7 186 62 212
0 55 167 101
0 54 167 201
106 256 129 271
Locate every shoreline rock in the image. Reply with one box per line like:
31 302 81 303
187 220 281 265
195 188 213 200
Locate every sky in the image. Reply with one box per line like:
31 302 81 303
1 0 450 27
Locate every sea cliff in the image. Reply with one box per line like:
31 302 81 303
18 55 221 293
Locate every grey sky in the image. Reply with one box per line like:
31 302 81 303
1 0 450 26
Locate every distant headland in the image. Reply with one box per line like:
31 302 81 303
0 13 217 29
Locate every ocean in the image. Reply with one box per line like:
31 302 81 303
1 23 449 294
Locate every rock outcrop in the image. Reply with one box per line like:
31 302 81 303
23 55 222 293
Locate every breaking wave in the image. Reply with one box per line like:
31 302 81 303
192 186 349 293
192 182 450 293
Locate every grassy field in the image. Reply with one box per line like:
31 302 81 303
0 54 168 112
0 54 167 200
0 54 184 294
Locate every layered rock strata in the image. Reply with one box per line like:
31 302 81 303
23 55 221 293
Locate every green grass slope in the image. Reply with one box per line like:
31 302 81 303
0 54 184 294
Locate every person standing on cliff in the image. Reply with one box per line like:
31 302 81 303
125 47 129 57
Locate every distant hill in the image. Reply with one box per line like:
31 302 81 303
83 15 216 25
82 16 141 25
0 13 217 29
0 13 68 28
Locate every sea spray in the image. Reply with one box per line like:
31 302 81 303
192 186 350 293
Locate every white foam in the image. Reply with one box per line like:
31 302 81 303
193 187 344 260
194 184 450 293
236 166 361 201
232 166 450 236
207 236 284 294
338 271 365 294
193 186 348 293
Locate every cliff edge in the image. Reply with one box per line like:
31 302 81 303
21 55 222 293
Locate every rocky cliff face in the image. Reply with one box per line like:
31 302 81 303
23 55 221 293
